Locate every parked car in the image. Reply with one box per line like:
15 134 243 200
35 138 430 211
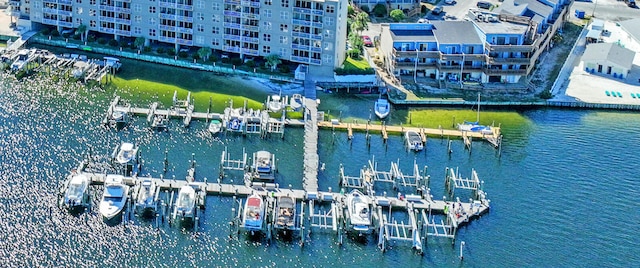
476 1 493 9
432 5 443 15
444 0 455 4
362 35 373 47
625 0 636 7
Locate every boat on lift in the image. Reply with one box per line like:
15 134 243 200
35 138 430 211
115 142 138 165
99 175 130 220
62 173 91 211
267 95 283 112
135 179 159 217
374 98 390 119
405 130 424 152
346 189 372 234
289 94 304 111
208 119 223 135
173 185 196 222
242 193 265 233
275 196 296 231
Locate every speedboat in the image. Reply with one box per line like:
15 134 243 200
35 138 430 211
346 189 371 233
242 193 265 232
151 114 169 130
374 99 390 119
248 151 275 181
99 175 130 220
63 173 90 210
268 95 283 112
173 185 196 221
275 196 296 230
110 110 129 127
135 179 158 217
457 121 493 134
289 94 304 111
115 142 138 164
11 49 34 72
405 130 424 151
208 120 223 135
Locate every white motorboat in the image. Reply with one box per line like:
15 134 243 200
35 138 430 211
374 98 390 119
208 120 223 135
346 189 371 233
63 173 90 210
267 95 283 112
71 58 91 78
110 110 129 127
405 130 424 151
242 193 265 232
173 185 196 220
275 196 296 230
11 49 34 72
151 114 169 129
115 142 138 164
103 56 122 72
289 94 304 111
135 179 159 216
99 175 130 220
248 150 276 181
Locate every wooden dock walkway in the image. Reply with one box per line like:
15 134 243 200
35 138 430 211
302 79 319 193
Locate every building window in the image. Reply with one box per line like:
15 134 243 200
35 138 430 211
280 11 288 20
149 29 156 36
279 36 287 44
212 27 219 34
212 3 220 10
90 20 96 27
281 0 288 7
90 0 95 4
264 9 271 18
212 15 220 23
76 18 82 24
134 4 140 12
134 15 141 23
263 21 271 30
196 0 204 9
149 18 156 25
325 17 333 26
326 6 334 13
265 0 272 5
263 46 271 53
280 48 287 58
324 54 332 64
280 24 288 32
212 38 220 46
263 34 271 41
195 36 204 45
324 42 332 51
324 30 333 38
196 12 204 21
89 9 95 16
76 7 83 15
197 24 204 32
134 27 141 35
149 6 156 13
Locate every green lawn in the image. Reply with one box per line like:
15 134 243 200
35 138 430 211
343 57 371 71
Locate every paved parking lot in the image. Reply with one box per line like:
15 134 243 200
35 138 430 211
419 0 502 22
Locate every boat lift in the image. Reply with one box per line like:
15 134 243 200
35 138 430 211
339 157 429 196
308 192 345 245
171 91 194 127
444 167 483 200
219 147 247 180
376 203 423 254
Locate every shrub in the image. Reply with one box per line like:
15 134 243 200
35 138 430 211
51 29 60 37
221 57 231 64
245 60 256 68
192 54 200 60
360 5 370 13
119 39 129 48
348 5 355 17
372 4 386 17
40 28 50 36
178 51 189 58
87 35 96 42
334 67 375 75
390 9 405 22
97 37 107 44
72 34 81 40
167 48 176 56
156 47 165 54
209 55 218 62
108 39 119 47
230 57 243 66
347 49 361 59
143 46 152 53
539 90 553 99
278 65 291 73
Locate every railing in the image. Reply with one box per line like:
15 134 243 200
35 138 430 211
58 0 72 4
241 48 259 56
241 36 259 43
175 27 193 34
158 36 176 43
293 7 311 14
99 16 116 23
483 67 527 75
242 13 259 20
99 5 116 12
115 18 131 24
224 0 241 4
115 29 131 36
488 57 531 64
224 10 241 17
223 45 240 53
99 27 115 34
176 38 193 45
485 43 535 53
114 7 131 13
224 34 241 41
223 22 241 29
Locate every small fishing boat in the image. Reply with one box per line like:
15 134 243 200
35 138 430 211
289 94 304 110
135 179 159 217
173 185 196 221
405 130 424 151
115 142 138 164
63 173 90 210
346 189 371 233
267 95 283 112
208 120 223 135
374 98 390 119
110 110 129 127
275 196 296 230
11 49 34 72
151 114 169 130
99 175 130 220
248 150 276 181
242 193 265 232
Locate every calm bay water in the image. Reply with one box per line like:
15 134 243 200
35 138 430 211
0 72 639 267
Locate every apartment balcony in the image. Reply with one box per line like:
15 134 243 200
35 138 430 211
436 62 464 71
241 36 259 43
311 21 322 28
114 7 131 13
311 58 321 65
488 57 532 65
58 0 72 4
224 34 241 41
115 29 131 36
241 0 260 8
59 21 73 27
177 38 193 46
42 18 57 25
485 43 534 53
158 36 176 43
241 24 259 31
393 48 440 60
159 24 175 31
175 27 193 34
224 10 241 17
176 4 193 11
223 22 241 29
394 60 437 69
483 67 527 75
224 0 241 4
292 19 312 27
99 5 116 12
99 16 116 23
222 45 241 53
99 27 115 34
115 18 131 24
241 48 259 56
176 15 193 23
293 7 312 14
242 13 259 20
159 13 177 20
291 56 310 64
310 34 322 41
292 32 310 39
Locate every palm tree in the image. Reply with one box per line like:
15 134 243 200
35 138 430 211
75 23 87 42
354 12 370 34
197 47 212 61
134 36 146 50
265 54 281 72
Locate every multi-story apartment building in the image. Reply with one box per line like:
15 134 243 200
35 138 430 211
10 0 348 77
